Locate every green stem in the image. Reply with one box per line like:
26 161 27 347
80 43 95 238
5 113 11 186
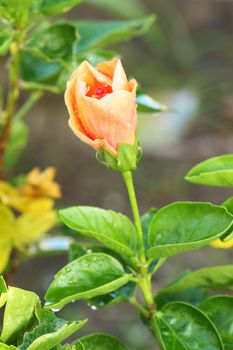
122 170 155 311
15 91 43 121
129 297 150 318
20 80 61 94
139 273 155 310
0 29 26 177
122 170 145 263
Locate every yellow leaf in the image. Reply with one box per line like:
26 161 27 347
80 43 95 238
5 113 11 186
0 181 18 207
15 210 57 248
0 205 15 273
0 276 7 307
26 198 54 212
19 167 61 199
211 238 233 249
0 243 12 274
10 197 54 213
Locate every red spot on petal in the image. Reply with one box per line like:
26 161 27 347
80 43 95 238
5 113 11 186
86 83 112 99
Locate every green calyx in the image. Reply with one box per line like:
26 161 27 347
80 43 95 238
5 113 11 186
96 142 142 172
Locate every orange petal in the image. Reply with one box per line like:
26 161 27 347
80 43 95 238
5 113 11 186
69 117 117 154
96 58 119 79
112 59 128 91
77 90 137 150
65 72 93 139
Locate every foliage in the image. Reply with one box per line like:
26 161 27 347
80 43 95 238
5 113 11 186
1 0 233 349
0 280 127 350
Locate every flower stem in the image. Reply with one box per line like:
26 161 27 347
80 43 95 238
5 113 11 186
122 170 155 312
122 170 145 263
139 272 155 311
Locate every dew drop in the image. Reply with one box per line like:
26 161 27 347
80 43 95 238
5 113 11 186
51 308 61 312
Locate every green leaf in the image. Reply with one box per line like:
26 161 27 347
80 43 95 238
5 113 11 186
154 302 224 350
141 208 157 249
57 345 75 350
19 307 86 350
0 0 33 27
199 296 233 350
220 197 233 242
68 243 136 307
87 0 146 19
158 265 233 295
74 16 155 53
0 344 17 349
0 27 13 56
80 49 117 66
155 287 207 310
36 0 84 15
1 287 40 343
20 50 62 84
75 333 129 350
0 276 7 308
3 120 29 172
223 196 233 215
90 281 136 309
185 154 233 187
59 206 138 259
45 253 131 309
57 345 74 350
147 202 233 258
137 88 167 113
69 243 86 262
26 22 78 61
68 244 131 272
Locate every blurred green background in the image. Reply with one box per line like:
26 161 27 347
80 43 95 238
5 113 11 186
7 0 233 348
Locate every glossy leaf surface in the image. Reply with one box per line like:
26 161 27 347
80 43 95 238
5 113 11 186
90 282 136 309
199 296 233 350
147 202 233 258
60 206 138 258
185 155 233 187
154 302 223 350
137 88 167 113
75 333 129 350
45 253 130 309
19 308 86 350
158 265 233 295
155 287 207 310
1 287 39 343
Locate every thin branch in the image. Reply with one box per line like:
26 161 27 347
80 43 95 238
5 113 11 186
14 91 43 121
